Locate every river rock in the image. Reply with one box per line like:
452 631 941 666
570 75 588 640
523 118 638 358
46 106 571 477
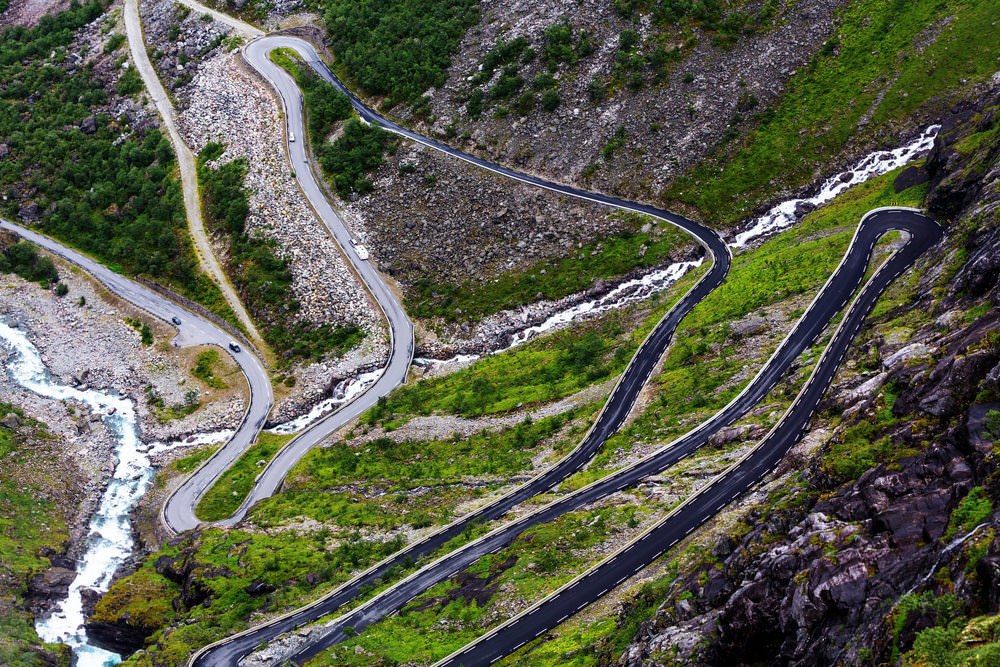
27 567 77 604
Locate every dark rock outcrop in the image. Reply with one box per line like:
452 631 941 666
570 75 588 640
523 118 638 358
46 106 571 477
84 620 151 657
618 92 1000 667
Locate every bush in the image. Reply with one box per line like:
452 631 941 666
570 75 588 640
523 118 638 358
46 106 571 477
316 118 393 198
0 8 226 316
541 88 560 112
0 241 59 284
103 33 125 54
117 66 142 96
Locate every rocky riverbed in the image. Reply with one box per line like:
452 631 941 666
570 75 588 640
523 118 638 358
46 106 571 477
0 260 248 637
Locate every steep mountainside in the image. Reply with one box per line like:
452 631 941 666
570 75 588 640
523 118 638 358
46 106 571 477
616 92 1000 667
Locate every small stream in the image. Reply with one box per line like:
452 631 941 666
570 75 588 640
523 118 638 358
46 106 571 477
413 259 704 374
267 368 384 435
0 321 145 667
732 124 940 248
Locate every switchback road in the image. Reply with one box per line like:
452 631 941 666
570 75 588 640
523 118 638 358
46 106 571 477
435 208 942 665
188 34 941 667
0 218 275 530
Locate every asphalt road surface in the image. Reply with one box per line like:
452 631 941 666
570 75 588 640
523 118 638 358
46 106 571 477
190 34 942 667
434 208 943 666
0 218 275 535
187 36 729 667
271 209 941 666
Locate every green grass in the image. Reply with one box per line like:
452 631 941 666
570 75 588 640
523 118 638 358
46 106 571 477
662 0 999 224
195 432 292 522
251 408 593 530
192 349 227 389
0 404 72 665
99 528 406 666
316 504 648 666
371 271 703 426
408 212 691 323
172 444 220 475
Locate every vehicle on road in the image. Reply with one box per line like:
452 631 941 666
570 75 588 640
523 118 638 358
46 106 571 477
171 316 182 325
229 342 241 353
289 131 295 142
350 238 370 260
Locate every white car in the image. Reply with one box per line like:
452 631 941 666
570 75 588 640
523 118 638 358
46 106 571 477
350 238 370 260
289 131 295 142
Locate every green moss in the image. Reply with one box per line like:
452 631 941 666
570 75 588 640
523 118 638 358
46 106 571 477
90 567 176 630
945 486 993 539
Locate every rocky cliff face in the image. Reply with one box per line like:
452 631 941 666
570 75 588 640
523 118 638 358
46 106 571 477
617 94 1000 666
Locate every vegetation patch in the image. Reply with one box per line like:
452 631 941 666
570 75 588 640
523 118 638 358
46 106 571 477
662 0 1000 224
321 0 480 107
95 528 405 664
271 49 397 200
367 276 699 427
0 240 59 287
192 349 227 389
0 403 72 666
253 409 590 530
195 432 292 522
945 486 993 539
0 2 236 323
197 142 365 363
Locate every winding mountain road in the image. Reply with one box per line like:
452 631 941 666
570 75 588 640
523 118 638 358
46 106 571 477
184 33 943 667
11 5 942 663
0 219 276 517
435 209 942 666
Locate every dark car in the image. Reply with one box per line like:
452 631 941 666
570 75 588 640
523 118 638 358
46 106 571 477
171 316 182 325
229 342 241 353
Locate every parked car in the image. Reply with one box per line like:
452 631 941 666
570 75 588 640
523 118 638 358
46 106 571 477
229 342 241 353
171 316 182 325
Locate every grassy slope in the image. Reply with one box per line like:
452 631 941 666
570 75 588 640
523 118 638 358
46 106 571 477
408 213 692 324
0 404 71 666
663 0 1000 224
194 432 292 521
102 259 701 664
